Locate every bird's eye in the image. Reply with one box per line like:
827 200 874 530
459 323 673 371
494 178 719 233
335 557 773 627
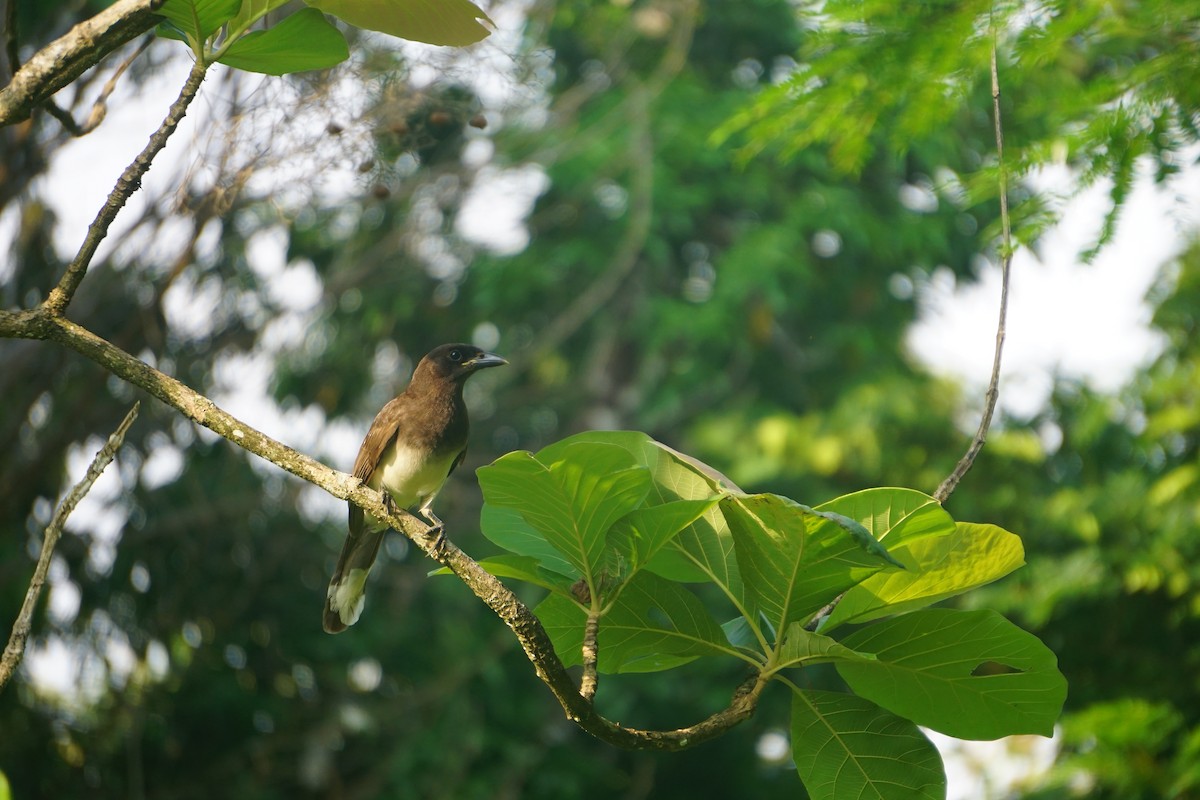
449 349 463 362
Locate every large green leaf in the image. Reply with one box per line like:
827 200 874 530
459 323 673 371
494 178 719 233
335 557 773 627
641 533 715 582
477 444 650 584
478 504 579 578
660 504 752 600
825 522 1025 629
538 430 726 502
651 441 744 494
721 494 898 637
536 430 659 468
534 431 730 585
790 689 945 800
838 608 1067 739
218 9 349 75
228 0 293 35
606 497 719 575
535 572 735 673
305 0 493 46
157 0 242 41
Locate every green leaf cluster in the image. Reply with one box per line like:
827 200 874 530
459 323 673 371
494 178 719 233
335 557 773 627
156 0 492 75
720 0 1200 256
474 430 1065 799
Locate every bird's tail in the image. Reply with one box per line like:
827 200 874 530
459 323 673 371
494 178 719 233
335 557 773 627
323 529 386 633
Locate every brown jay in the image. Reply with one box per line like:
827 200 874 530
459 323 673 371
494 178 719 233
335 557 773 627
323 343 506 633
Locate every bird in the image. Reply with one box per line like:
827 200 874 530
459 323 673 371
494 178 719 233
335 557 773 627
323 343 507 633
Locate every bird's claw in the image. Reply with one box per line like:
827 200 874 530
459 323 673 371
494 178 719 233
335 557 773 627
383 493 402 517
429 523 447 554
421 510 447 554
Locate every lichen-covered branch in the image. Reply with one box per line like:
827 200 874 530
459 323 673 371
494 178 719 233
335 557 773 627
0 402 140 692
0 0 159 128
579 608 601 703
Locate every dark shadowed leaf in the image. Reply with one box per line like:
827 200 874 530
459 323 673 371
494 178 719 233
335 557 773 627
536 572 737 673
478 504 579 578
790 688 945 800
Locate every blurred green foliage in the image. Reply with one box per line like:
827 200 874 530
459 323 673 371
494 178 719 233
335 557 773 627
2 0 1198 798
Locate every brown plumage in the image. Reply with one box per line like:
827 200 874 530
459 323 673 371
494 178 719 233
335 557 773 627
323 343 506 633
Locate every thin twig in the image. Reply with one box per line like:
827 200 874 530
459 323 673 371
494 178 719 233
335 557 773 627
933 37 1013 505
0 402 140 692
46 35 154 137
808 38 1016 631
44 56 208 316
580 607 601 703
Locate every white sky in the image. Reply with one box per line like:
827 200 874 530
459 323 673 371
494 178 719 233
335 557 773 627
909 157 1200 418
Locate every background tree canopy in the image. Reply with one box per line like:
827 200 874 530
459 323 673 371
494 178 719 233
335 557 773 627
2 0 1198 798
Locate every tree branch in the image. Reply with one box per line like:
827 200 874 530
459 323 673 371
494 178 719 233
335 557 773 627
933 38 1013 504
44 54 207 316
0 402 140 693
0 0 160 129
579 607 601 703
0 0 765 743
0 306 766 748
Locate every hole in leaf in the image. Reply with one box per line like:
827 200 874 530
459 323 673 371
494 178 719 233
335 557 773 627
971 660 1024 676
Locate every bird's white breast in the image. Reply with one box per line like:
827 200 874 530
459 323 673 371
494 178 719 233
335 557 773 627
369 440 458 511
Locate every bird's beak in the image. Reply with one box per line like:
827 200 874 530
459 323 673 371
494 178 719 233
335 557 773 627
467 352 508 370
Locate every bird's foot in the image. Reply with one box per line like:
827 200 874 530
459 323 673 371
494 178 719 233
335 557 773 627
422 510 447 554
383 493 402 517
430 524 448 554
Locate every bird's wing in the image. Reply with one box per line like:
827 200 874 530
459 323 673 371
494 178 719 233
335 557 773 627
447 446 466 478
347 396 404 535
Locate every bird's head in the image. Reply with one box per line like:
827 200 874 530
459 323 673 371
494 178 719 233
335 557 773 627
415 343 508 385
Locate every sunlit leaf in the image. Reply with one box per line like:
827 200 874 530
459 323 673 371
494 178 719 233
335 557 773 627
838 608 1067 739
825 522 1025 629
817 487 951 548
305 0 493 46
790 688 945 800
535 431 731 585
228 0 294 35
662 504 751 600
